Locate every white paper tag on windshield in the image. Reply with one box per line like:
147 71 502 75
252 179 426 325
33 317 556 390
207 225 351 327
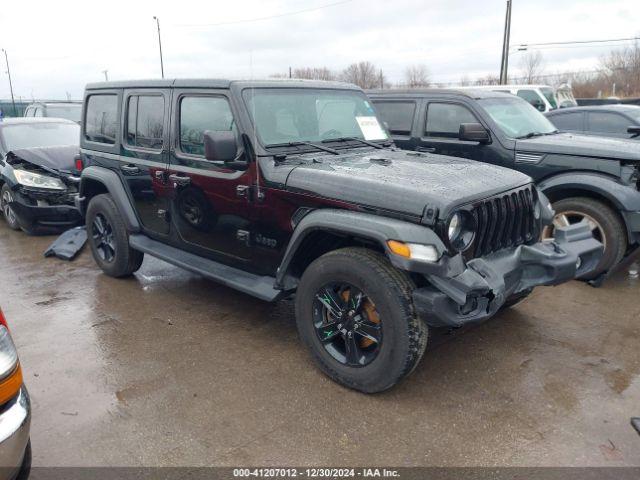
356 116 388 141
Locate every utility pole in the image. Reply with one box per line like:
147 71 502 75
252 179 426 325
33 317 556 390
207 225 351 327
153 16 165 79
102 70 109 81
499 0 513 85
2 49 17 116
379 69 384 89
289 66 292 78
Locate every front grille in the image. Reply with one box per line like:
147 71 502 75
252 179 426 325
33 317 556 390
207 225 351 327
471 185 538 257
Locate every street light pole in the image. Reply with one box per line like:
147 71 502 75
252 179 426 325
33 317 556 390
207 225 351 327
153 16 165 79
2 49 17 116
499 0 513 85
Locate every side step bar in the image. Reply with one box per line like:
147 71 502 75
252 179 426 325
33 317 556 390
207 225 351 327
129 234 284 302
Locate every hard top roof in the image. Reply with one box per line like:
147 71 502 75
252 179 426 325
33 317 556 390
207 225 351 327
85 78 361 91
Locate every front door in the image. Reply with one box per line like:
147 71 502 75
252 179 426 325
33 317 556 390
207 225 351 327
120 89 172 237
418 101 487 161
168 90 254 267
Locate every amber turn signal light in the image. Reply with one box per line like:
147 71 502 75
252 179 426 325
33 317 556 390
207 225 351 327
0 364 22 406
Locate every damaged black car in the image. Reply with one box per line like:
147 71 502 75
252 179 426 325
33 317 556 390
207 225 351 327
0 118 82 234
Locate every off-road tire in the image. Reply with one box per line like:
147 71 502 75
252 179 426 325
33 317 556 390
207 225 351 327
502 288 533 310
1 184 21 230
551 197 627 280
86 194 144 277
295 247 428 393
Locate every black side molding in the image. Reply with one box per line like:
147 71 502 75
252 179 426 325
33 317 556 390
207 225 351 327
129 234 285 302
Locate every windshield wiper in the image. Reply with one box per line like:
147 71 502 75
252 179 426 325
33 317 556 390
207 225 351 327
321 137 386 149
266 141 340 155
517 132 545 139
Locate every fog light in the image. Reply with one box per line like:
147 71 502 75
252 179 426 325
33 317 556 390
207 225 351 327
576 257 582 270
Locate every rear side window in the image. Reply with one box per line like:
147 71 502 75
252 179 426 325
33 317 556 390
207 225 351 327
85 94 118 144
426 103 478 138
549 112 583 131
373 101 416 134
588 112 630 134
179 96 235 157
126 95 165 150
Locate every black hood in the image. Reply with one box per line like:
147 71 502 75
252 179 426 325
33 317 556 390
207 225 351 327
282 149 531 219
516 133 640 162
6 145 79 173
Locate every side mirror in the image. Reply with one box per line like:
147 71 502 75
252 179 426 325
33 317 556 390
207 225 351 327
627 126 640 138
459 123 490 144
533 101 546 112
204 130 238 162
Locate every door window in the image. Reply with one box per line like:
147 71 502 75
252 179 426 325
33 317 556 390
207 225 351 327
588 112 630 134
517 90 546 111
373 101 416 134
425 103 478 138
126 95 165 150
179 96 235 157
85 94 118 144
549 112 583 131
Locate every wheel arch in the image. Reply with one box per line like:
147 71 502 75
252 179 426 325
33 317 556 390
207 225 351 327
79 166 141 232
538 173 639 243
275 209 445 289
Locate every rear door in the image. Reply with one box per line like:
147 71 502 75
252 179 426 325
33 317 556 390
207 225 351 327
120 89 172 237
167 89 255 267
547 111 585 134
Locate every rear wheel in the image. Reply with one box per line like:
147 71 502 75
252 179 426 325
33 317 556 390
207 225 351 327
542 197 627 280
295 247 428 393
86 194 144 277
1 185 21 230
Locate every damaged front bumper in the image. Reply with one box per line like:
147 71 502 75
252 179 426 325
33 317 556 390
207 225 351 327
9 195 82 234
409 223 603 328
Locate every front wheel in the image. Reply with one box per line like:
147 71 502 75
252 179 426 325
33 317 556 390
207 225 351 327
1 184 21 230
542 197 627 280
295 248 428 393
86 194 144 277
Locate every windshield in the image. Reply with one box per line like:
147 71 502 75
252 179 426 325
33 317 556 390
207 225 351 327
627 108 640 124
1 122 80 151
540 87 558 109
479 97 557 138
46 105 81 122
242 88 388 147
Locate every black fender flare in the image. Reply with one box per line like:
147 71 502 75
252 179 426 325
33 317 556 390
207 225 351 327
79 166 141 232
537 172 640 212
274 209 447 289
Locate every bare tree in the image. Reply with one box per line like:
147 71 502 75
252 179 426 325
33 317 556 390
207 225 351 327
458 75 472 87
292 67 336 81
599 40 640 97
340 61 385 89
474 74 501 86
404 65 431 88
519 51 546 84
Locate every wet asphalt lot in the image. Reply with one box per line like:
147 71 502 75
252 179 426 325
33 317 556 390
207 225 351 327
0 221 638 467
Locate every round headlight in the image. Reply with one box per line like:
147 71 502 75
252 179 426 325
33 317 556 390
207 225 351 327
446 211 476 252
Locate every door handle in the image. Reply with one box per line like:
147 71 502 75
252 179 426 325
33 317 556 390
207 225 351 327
120 164 140 175
168 173 191 187
416 147 436 153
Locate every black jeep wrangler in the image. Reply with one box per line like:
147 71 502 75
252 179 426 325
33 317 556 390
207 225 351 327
76 79 601 392
368 89 640 281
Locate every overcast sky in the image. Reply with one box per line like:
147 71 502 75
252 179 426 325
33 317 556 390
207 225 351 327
0 0 638 100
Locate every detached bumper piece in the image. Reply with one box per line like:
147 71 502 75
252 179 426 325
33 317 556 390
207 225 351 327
44 226 87 261
413 223 603 328
8 200 82 235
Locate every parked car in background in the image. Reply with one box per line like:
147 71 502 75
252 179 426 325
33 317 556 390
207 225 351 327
369 88 640 281
0 307 31 479
75 79 601 393
459 84 559 112
555 83 578 109
546 105 640 140
0 118 82 234
23 101 82 123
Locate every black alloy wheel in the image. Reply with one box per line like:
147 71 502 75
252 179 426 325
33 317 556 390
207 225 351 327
313 282 382 367
92 213 116 262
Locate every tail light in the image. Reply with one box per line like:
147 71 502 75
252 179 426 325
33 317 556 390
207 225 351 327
0 308 23 405
74 154 84 172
